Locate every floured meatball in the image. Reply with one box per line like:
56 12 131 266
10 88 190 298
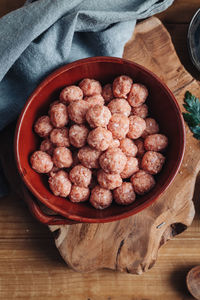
53 147 73 168
114 182 136 205
30 151 53 173
79 78 102 96
142 118 159 138
102 83 114 102
144 134 168 152
107 98 131 117
127 115 146 139
50 128 70 147
87 127 112 151
141 151 165 175
113 75 133 98
99 148 127 174
69 185 90 203
97 170 122 190
68 100 89 124
60 85 83 104
134 138 145 158
78 146 101 169
40 139 54 156
120 157 139 179
131 170 155 195
108 113 129 140
119 138 137 157
84 94 105 107
49 102 68 128
49 170 71 197
69 124 89 148
132 104 148 119
128 83 148 107
90 185 112 209
86 105 111 128
34 116 53 137
108 138 120 149
69 164 92 187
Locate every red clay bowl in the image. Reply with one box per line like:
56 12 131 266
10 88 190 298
14 56 185 224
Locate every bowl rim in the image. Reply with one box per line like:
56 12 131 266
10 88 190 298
14 56 185 223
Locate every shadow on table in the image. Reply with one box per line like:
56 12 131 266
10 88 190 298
170 265 196 299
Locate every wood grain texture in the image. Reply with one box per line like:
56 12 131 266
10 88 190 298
0 0 200 299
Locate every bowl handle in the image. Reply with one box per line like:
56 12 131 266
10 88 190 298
21 185 78 225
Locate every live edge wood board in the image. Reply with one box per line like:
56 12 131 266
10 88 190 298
44 17 200 274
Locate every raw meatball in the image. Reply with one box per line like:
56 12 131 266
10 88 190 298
84 95 105 107
53 147 73 168
60 85 83 104
69 124 89 148
119 138 138 157
30 151 53 173
50 128 70 147
131 170 155 195
68 100 89 124
34 115 53 137
69 164 92 187
127 115 146 139
86 105 111 128
134 138 145 158
144 134 168 152
108 113 129 140
40 139 54 156
97 170 122 190
49 102 68 128
87 127 112 151
132 104 148 119
113 75 133 98
78 146 101 169
107 98 131 117
108 138 120 149
128 83 148 107
142 118 159 138
79 78 102 96
141 151 165 175
120 157 139 179
113 182 136 205
69 185 90 203
90 185 112 209
48 170 71 197
99 148 127 174
102 83 114 102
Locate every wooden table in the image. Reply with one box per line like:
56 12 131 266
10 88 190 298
0 1 200 299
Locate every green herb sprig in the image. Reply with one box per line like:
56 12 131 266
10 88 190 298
183 91 200 140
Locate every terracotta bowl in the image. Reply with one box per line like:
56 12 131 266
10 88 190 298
15 56 185 224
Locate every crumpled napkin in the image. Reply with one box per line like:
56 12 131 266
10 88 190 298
0 0 174 196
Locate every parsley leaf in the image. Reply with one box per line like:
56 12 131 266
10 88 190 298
183 91 200 140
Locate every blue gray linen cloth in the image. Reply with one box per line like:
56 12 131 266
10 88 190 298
0 0 174 196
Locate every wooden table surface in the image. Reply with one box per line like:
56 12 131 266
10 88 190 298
0 1 200 299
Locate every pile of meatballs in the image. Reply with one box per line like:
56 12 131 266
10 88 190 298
30 75 168 210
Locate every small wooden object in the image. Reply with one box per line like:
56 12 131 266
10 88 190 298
47 17 200 274
187 266 200 300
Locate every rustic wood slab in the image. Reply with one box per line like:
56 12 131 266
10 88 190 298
45 17 199 274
